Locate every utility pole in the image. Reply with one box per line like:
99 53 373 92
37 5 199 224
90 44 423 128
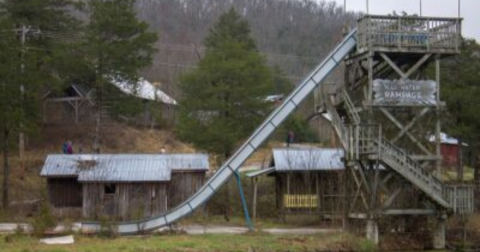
420 0 422 16
18 25 40 169
458 0 461 18
19 25 28 164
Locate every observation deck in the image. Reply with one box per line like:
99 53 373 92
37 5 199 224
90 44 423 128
356 15 462 54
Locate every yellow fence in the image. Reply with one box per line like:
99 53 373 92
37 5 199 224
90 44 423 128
284 194 319 208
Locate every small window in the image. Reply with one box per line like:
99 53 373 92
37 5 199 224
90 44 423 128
104 184 116 195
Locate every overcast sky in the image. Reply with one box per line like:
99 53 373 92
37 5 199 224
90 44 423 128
329 0 479 41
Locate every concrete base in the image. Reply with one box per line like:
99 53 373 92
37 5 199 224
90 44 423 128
432 217 446 250
366 219 379 244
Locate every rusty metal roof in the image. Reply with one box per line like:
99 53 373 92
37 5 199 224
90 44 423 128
272 147 344 171
40 154 209 182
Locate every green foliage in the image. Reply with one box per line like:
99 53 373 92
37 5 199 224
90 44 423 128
0 0 80 208
177 8 274 157
82 0 158 82
357 238 378 252
278 114 318 143
98 216 118 239
437 39 480 147
31 202 56 237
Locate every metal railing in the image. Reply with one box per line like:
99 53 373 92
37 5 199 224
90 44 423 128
357 15 462 53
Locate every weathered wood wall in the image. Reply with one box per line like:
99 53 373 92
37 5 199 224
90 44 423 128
82 182 168 220
47 177 82 208
43 101 96 124
275 171 346 215
168 172 205 209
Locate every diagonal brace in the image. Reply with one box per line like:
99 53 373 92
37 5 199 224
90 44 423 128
392 107 430 143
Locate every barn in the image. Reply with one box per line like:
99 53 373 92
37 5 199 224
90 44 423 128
248 147 347 223
40 154 208 220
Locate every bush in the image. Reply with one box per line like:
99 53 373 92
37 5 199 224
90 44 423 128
31 202 56 237
358 239 378 252
98 216 118 239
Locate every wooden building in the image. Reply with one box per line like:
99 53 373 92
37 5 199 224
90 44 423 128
429 132 467 168
42 84 96 124
42 78 177 126
248 147 348 224
40 154 208 220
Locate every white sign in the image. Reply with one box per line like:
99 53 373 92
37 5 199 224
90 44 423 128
373 79 437 105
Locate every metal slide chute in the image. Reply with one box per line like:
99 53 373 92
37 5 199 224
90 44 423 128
82 29 358 234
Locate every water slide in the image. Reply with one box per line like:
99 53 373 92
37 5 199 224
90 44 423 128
82 29 358 234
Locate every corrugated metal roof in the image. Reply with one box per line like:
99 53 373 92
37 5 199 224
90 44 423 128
78 157 171 182
272 147 344 171
40 154 209 182
40 154 86 177
165 154 209 171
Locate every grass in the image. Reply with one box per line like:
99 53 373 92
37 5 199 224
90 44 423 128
444 166 475 182
0 232 370 252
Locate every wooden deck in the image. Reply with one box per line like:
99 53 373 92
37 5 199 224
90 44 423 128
357 15 462 54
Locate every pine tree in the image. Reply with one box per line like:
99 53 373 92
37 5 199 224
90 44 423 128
81 0 158 151
440 39 480 207
177 8 273 159
0 0 79 209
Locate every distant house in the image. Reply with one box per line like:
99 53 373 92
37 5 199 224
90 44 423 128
42 84 96 124
40 154 208 220
429 132 468 168
248 147 346 222
42 78 177 126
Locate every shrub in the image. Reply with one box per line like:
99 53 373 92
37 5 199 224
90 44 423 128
31 202 56 237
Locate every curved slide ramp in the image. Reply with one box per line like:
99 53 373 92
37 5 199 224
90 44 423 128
82 29 357 234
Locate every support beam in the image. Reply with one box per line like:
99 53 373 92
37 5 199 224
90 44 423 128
433 214 447 249
381 187 402 208
404 54 432 78
391 107 430 143
380 53 406 79
234 172 253 231
380 108 433 155
435 55 442 177
252 177 258 224
366 219 379 244
379 209 436 215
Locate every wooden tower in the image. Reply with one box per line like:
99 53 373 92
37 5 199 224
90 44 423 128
320 15 474 248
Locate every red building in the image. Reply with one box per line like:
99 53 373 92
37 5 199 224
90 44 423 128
430 133 466 168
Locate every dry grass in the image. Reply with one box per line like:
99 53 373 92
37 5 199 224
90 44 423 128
34 123 195 154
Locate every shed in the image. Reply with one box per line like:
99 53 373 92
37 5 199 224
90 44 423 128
248 147 346 222
429 132 468 168
40 154 208 220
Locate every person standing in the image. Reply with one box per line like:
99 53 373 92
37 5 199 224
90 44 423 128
286 130 294 147
66 140 73 154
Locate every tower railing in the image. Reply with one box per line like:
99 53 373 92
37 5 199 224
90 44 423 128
357 15 462 54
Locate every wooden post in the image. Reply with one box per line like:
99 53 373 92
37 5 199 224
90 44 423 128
435 54 442 178
252 177 258 224
74 100 79 125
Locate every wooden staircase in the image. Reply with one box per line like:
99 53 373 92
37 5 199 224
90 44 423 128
324 90 474 213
